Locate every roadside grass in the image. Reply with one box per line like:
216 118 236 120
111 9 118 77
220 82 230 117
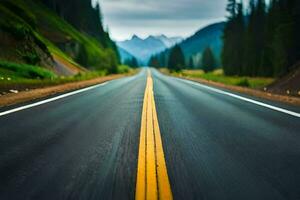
0 61 133 93
168 69 274 89
0 60 57 80
117 65 131 74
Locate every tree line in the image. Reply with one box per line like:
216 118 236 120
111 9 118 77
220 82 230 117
149 0 299 77
149 45 217 72
223 0 300 77
124 57 139 68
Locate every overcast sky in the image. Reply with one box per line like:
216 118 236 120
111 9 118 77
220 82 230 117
99 0 229 41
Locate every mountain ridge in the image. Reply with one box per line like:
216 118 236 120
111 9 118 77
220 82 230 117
117 35 183 65
180 22 225 66
154 22 225 68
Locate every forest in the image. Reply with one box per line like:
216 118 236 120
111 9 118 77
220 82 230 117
149 0 300 78
223 0 300 77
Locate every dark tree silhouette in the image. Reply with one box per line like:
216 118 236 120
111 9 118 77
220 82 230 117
222 1 245 75
125 57 139 68
202 47 216 72
222 0 300 77
149 56 160 68
188 57 194 69
168 45 185 72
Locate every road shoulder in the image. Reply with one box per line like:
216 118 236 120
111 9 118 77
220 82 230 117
0 74 129 108
162 72 300 106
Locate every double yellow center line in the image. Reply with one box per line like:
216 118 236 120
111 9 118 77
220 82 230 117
135 70 173 200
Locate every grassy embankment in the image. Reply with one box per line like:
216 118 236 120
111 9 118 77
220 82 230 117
0 0 118 71
0 0 132 93
163 69 274 89
0 60 133 93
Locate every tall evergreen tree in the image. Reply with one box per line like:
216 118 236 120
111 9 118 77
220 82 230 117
235 3 245 75
294 0 300 65
148 56 160 68
125 57 139 68
222 0 300 78
159 53 166 67
168 45 185 72
261 0 280 76
222 0 245 75
226 0 237 18
189 57 194 69
271 0 299 76
244 0 266 76
202 47 217 72
131 57 139 68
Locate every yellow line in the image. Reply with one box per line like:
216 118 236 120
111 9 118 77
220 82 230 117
136 70 173 200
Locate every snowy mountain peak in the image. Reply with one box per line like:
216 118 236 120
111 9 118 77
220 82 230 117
117 35 183 65
154 35 183 48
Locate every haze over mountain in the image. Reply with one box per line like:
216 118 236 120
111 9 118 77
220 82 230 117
101 0 227 40
179 22 225 66
154 22 225 68
117 35 183 64
118 47 134 63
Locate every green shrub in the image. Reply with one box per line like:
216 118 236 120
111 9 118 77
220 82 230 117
170 69 274 89
0 60 56 79
236 78 250 87
117 65 130 74
17 49 41 65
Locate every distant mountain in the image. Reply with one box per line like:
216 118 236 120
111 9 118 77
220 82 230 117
155 35 183 48
118 47 134 63
117 35 183 65
179 22 225 66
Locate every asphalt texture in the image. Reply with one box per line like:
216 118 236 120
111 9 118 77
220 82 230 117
0 68 300 200
0 70 146 200
152 69 300 200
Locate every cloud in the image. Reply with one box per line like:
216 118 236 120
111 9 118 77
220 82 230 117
100 0 227 40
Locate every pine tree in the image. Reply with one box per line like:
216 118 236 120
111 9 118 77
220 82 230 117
168 45 185 72
271 0 300 76
131 57 139 68
226 0 237 18
244 0 266 76
222 0 300 78
159 53 166 67
261 0 279 76
235 3 245 75
222 0 236 75
149 56 160 68
125 57 139 68
294 0 300 64
222 0 245 76
202 47 216 73
188 57 194 69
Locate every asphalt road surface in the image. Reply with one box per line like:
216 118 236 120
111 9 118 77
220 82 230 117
0 68 300 200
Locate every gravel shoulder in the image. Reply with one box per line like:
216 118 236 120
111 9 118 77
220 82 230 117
168 74 300 106
0 74 127 107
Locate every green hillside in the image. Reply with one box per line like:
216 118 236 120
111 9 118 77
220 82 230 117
0 0 119 79
180 22 225 67
150 22 225 69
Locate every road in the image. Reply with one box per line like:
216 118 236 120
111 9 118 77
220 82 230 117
0 68 300 200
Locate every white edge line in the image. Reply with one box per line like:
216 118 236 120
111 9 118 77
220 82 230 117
178 78 300 118
0 82 109 117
